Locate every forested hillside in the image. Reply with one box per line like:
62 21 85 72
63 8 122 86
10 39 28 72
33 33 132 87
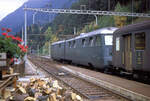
25 0 150 55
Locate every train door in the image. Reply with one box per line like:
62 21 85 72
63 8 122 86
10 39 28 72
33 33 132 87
124 35 132 71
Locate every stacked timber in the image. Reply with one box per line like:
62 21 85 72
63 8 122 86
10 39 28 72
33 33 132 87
0 72 19 100
0 53 22 100
13 77 83 101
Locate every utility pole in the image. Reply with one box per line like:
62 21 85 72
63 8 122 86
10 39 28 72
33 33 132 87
49 42 50 57
37 45 39 56
22 27 24 44
94 15 98 25
24 4 27 62
33 12 37 24
108 0 110 11
132 0 134 24
74 27 76 35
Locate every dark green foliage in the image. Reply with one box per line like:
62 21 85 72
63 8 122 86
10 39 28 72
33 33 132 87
51 0 111 36
20 0 150 53
98 16 115 28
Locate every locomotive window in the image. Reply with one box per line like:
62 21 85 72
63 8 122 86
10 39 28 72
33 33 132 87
135 32 145 50
95 36 101 46
89 37 94 46
82 39 86 47
105 35 113 45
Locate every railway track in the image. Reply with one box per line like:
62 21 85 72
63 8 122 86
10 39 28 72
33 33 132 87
29 56 131 101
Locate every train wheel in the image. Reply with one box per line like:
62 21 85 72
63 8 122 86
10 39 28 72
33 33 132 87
133 73 139 79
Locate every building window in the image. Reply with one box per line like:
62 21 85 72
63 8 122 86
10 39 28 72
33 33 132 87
116 37 120 51
135 32 145 50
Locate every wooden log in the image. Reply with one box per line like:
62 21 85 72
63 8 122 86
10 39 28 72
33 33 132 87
3 87 12 99
12 76 18 88
49 93 57 101
2 70 7 75
17 85 26 94
0 77 13 90
71 92 77 100
24 97 36 101
3 73 19 79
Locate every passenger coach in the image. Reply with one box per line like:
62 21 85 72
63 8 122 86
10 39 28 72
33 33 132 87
51 27 118 69
51 40 65 61
112 21 150 77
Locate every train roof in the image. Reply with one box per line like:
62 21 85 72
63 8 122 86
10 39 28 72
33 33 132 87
51 40 65 45
114 20 150 35
51 27 118 45
66 27 118 42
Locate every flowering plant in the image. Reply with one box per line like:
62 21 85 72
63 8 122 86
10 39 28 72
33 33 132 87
0 28 28 63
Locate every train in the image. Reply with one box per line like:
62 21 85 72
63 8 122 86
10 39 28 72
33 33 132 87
51 21 150 78
113 21 150 78
51 27 118 69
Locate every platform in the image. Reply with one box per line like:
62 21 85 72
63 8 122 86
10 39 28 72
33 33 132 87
18 59 48 82
61 65 150 101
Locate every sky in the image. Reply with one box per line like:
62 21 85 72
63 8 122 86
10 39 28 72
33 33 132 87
0 0 28 21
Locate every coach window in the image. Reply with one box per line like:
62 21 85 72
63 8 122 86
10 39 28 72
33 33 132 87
95 36 101 46
116 37 120 51
82 39 86 47
59 44 61 48
135 32 145 50
89 37 94 46
72 40 76 48
105 35 113 45
69 42 71 48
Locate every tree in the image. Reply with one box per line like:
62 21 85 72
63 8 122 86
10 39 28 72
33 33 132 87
45 27 53 41
114 3 129 28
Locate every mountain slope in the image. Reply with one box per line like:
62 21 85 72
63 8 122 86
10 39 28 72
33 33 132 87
0 0 77 34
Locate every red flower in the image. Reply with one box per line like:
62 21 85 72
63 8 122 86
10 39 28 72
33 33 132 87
22 48 27 52
18 44 27 53
2 33 8 36
6 28 11 32
15 37 23 42
6 35 11 38
1 28 6 31
9 35 13 37
9 58 14 64
11 36 16 40
25 46 28 49
18 44 24 49
7 35 13 39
